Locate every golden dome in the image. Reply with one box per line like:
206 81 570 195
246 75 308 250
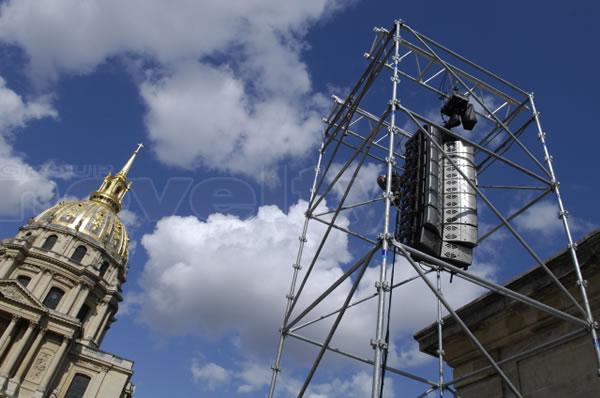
30 143 143 264
34 200 129 262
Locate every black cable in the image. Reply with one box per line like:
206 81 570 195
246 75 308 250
379 210 399 397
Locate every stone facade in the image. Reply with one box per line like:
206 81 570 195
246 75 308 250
0 147 141 398
415 229 600 398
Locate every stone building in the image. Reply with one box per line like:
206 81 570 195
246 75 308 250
415 229 600 397
0 146 142 397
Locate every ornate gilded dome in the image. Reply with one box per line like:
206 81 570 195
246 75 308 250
33 199 129 262
30 143 143 264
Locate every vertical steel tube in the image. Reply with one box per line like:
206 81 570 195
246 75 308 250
268 140 326 398
436 268 444 397
398 246 524 398
371 20 401 398
529 94 600 375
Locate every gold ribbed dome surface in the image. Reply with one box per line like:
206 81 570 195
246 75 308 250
33 200 129 262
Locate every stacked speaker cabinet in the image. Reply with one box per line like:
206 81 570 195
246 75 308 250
440 139 478 267
397 125 478 268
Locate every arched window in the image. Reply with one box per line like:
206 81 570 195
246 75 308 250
99 261 110 278
41 235 58 250
43 287 64 310
76 304 90 323
65 373 91 398
16 275 31 288
71 245 87 263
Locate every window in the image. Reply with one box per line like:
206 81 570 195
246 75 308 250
99 261 110 278
65 373 91 398
41 235 58 250
71 245 87 263
43 287 64 310
76 304 90 323
16 275 31 288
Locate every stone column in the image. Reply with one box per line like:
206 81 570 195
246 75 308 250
29 270 45 295
0 254 17 279
0 316 19 357
5 327 47 396
32 271 53 300
93 309 113 346
83 298 109 341
0 321 34 390
62 283 82 314
68 284 90 318
32 337 69 398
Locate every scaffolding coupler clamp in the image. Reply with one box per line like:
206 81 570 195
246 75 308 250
370 338 388 350
378 232 393 242
576 279 588 288
279 327 289 337
382 191 395 201
538 130 546 140
375 280 391 292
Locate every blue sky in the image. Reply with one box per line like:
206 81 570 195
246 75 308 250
0 1 599 397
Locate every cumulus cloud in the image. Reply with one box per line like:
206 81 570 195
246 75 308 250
140 62 323 178
0 0 346 179
514 200 595 239
0 76 59 216
138 199 353 356
192 361 395 398
327 161 383 205
119 208 140 228
191 362 231 391
0 0 340 79
136 198 495 391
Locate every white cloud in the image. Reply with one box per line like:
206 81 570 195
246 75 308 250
136 198 496 392
191 362 231 391
138 199 353 357
0 76 56 131
119 208 140 228
0 76 59 216
304 370 394 398
0 0 340 80
513 199 596 242
193 361 395 398
140 62 323 178
327 161 383 205
0 0 346 179
392 341 432 369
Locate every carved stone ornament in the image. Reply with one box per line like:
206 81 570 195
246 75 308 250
0 283 42 310
0 285 30 305
30 350 52 383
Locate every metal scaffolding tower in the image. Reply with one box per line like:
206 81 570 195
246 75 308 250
268 19 600 398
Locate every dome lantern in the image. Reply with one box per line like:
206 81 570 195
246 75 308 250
89 143 143 213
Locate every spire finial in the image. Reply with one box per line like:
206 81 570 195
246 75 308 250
89 143 143 212
116 142 143 178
